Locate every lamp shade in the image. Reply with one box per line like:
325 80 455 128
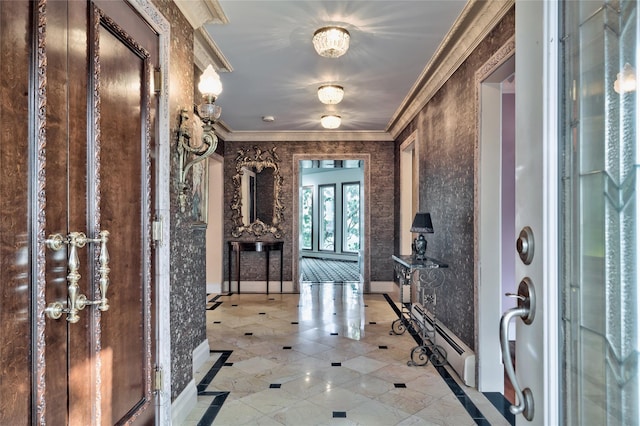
198 64 223 98
312 26 350 58
410 212 434 233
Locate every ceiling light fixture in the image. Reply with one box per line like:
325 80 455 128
313 26 350 58
317 84 344 104
321 114 341 129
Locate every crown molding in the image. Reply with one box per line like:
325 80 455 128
220 130 394 143
194 27 233 73
174 0 228 29
388 0 514 140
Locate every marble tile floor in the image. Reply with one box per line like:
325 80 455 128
181 284 513 426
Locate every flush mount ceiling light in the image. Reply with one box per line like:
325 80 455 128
321 114 341 129
317 84 344 104
313 26 350 58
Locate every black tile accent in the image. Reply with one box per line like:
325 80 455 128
197 350 232 393
291 321 299 324
364 305 368 307
269 384 281 389
196 392 229 426
369 321 377 324
379 345 388 349
283 346 292 350
213 321 221 324
483 392 516 425
473 418 494 426
244 332 253 336
231 304 238 307
259 312 266 315
331 362 341 367
223 362 233 367
333 411 347 418
268 298 275 300
330 332 339 336
394 383 407 388
206 301 222 311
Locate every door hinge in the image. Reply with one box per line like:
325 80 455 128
153 68 162 95
152 216 163 247
153 366 163 393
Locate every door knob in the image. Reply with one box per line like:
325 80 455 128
499 277 535 420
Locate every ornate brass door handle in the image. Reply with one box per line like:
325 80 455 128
44 230 111 322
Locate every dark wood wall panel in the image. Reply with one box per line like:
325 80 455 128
0 1 33 424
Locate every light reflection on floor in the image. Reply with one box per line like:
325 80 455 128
183 284 512 425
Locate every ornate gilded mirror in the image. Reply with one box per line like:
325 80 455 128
231 146 284 238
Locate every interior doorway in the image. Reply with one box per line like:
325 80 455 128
292 154 370 292
206 153 225 293
476 49 516 404
399 131 419 255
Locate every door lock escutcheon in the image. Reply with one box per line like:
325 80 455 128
516 226 534 265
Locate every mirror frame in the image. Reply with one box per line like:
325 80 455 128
230 146 284 238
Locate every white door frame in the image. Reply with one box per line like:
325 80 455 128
128 0 171 423
399 131 419 255
476 47 515 392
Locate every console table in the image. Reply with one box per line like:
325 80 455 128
228 241 284 294
391 254 448 367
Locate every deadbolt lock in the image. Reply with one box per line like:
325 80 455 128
516 226 534 265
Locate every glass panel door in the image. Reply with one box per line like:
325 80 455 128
560 1 639 424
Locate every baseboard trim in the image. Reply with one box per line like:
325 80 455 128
226 280 296 293
171 378 197 426
370 281 395 293
193 339 210 376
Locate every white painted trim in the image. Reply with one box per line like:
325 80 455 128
127 1 171 423
388 0 514 139
542 1 559 424
370 281 396 293
206 281 222 294
193 339 211 377
173 0 228 29
399 132 418 256
171 379 197 426
223 129 394 143
226 280 296 294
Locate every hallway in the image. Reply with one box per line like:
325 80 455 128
182 286 511 425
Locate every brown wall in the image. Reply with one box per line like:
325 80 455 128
395 7 515 350
224 140 396 286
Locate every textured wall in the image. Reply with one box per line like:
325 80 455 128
395 8 515 350
224 140 396 287
151 0 208 401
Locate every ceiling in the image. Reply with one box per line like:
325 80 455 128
188 1 468 139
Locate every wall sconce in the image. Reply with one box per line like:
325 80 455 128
177 65 222 212
411 212 434 260
614 63 637 94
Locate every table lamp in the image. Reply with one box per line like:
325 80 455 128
410 212 434 260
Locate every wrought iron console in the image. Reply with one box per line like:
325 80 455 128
391 254 448 367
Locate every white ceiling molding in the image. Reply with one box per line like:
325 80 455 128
221 130 395 143
387 0 514 139
194 27 233 73
174 0 228 29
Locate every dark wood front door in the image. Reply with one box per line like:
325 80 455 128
0 1 158 424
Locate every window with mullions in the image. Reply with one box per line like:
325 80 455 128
319 184 335 251
342 182 360 253
301 186 313 250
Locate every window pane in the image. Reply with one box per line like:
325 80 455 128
301 186 313 250
343 183 360 252
319 185 335 251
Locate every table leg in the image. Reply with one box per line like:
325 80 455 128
236 247 241 294
266 249 270 295
280 248 283 293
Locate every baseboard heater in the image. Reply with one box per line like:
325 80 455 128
411 303 476 387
